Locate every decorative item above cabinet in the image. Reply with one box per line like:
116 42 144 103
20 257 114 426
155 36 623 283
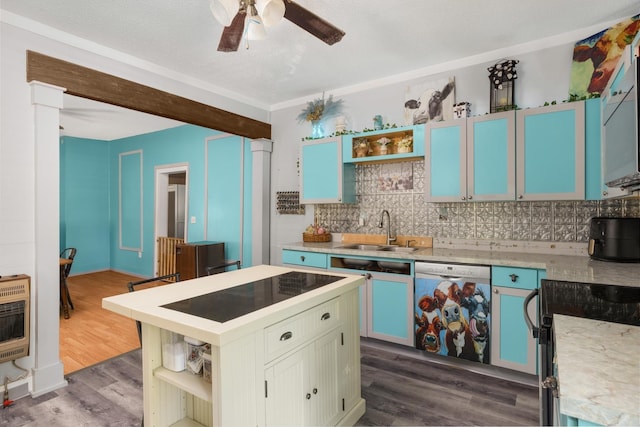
342 124 425 163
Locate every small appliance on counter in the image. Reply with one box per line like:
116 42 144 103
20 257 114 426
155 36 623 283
587 217 640 262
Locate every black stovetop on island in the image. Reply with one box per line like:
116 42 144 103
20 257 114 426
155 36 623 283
161 271 346 323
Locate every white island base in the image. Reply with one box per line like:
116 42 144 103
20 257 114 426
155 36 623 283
103 265 366 427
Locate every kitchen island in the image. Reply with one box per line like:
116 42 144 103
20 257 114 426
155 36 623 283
103 265 366 427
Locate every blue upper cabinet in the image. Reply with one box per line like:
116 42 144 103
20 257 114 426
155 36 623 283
516 101 585 200
425 120 466 201
425 111 515 202
342 125 425 163
300 136 355 204
468 111 516 201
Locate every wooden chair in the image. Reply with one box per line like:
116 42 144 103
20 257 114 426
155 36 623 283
127 273 181 345
59 248 77 310
206 260 241 276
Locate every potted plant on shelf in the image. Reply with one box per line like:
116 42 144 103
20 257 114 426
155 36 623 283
397 135 413 153
376 137 392 155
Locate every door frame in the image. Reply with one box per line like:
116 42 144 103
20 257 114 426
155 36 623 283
154 163 189 276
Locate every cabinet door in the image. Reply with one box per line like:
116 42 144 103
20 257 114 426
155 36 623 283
491 285 538 374
265 329 343 427
425 120 467 202
368 273 414 346
300 137 355 204
265 345 310 426
584 98 630 200
282 250 328 269
516 102 585 200
467 111 516 201
311 330 342 426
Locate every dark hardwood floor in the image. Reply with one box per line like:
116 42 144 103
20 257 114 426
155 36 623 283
3 272 540 425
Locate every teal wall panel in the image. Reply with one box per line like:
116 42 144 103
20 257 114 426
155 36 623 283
119 151 142 250
107 125 231 276
60 136 110 274
206 135 246 266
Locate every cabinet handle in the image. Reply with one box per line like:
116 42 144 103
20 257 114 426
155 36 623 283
313 388 318 394
509 274 518 282
279 331 293 341
493 288 499 294
518 194 524 199
467 195 473 200
321 312 331 321
461 196 466 201
300 256 305 262
602 191 608 196
364 273 372 280
306 393 311 399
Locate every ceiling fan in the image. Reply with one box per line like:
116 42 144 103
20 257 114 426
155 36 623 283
211 0 346 52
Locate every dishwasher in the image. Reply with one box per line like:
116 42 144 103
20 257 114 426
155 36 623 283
414 261 491 364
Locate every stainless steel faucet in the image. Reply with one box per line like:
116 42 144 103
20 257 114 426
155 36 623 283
378 210 396 245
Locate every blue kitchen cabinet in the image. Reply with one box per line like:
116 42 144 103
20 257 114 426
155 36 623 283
368 273 414 346
328 255 414 346
425 111 515 202
342 125 425 163
300 137 355 204
516 101 585 200
424 119 467 201
491 266 546 375
282 249 328 270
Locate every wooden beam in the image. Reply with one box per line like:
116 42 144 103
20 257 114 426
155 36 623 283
26 50 271 140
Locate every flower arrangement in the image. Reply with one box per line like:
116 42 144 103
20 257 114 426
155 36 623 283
296 93 344 123
397 135 413 152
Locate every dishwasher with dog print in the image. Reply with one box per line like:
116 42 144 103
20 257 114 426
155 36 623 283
414 262 491 364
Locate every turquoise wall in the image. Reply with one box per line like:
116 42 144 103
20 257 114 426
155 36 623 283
60 136 111 274
61 124 252 277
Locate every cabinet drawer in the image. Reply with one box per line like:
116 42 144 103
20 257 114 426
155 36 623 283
492 266 539 290
264 297 340 362
282 250 327 269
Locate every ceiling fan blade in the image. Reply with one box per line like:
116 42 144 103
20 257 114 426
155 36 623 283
283 1 345 46
217 12 246 52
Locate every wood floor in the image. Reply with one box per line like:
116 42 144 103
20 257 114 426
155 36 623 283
60 270 146 374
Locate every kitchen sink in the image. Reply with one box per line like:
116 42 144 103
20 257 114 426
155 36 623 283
379 246 417 253
339 244 386 251
339 244 417 253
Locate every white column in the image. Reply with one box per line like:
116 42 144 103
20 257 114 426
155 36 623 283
30 81 67 396
251 138 272 265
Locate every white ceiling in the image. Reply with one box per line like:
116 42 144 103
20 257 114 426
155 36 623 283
3 0 640 140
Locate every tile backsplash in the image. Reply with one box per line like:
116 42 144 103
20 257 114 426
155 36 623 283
315 161 640 243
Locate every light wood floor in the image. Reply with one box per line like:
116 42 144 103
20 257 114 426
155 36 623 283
59 270 145 375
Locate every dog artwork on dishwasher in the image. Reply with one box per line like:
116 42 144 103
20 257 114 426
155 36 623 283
415 280 491 364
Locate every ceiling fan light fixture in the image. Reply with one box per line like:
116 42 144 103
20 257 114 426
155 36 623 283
255 0 285 27
210 0 240 27
245 5 267 41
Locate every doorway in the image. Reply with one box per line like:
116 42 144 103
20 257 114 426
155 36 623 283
154 165 189 276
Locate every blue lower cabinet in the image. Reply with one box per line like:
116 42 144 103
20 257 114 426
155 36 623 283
491 266 544 374
367 273 414 347
282 250 328 270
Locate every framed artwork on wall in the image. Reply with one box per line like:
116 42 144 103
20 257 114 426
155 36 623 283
404 77 455 126
570 14 639 98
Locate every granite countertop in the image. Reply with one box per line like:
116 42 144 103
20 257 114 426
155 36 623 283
554 314 640 426
281 240 640 287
